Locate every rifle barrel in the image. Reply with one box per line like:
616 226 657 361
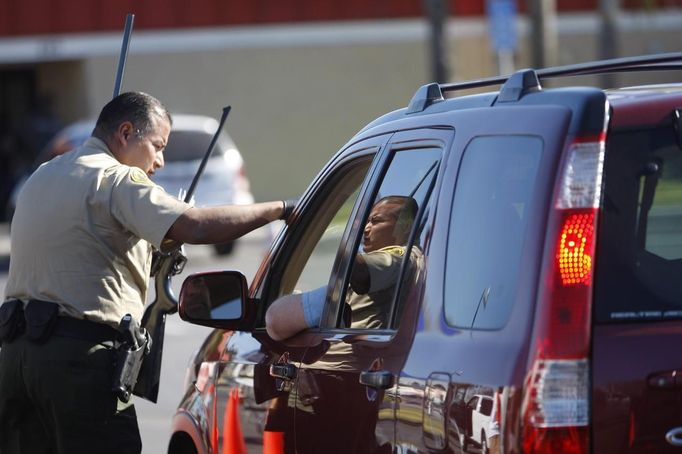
112 14 135 98
184 106 231 202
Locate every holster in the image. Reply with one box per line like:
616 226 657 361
24 300 59 344
0 300 25 344
112 314 151 403
113 341 148 403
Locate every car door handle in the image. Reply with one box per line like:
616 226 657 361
648 370 682 388
359 369 394 389
270 363 297 381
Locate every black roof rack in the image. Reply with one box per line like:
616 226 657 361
406 52 682 113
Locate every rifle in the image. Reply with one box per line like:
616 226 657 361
105 13 153 402
113 14 135 98
106 12 233 402
134 106 233 402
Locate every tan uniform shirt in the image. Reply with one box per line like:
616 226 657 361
4 137 192 327
349 245 407 329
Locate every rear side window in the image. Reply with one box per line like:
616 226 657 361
444 136 543 330
595 125 682 322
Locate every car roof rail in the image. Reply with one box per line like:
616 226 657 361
497 69 541 102
407 52 682 112
406 83 445 114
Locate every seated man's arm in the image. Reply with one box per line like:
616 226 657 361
265 286 326 341
350 247 405 295
349 254 370 294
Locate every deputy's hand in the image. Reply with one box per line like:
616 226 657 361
280 199 298 222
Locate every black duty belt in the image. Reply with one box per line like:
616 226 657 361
51 316 121 343
1 299 121 344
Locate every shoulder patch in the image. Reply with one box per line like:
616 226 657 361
378 245 406 257
129 168 153 186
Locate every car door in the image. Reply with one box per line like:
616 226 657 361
240 134 393 452
393 105 574 453
208 135 388 453
290 128 452 453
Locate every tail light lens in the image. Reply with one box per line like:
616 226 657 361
558 211 596 286
522 133 606 454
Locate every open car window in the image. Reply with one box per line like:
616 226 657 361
336 144 442 330
269 154 375 305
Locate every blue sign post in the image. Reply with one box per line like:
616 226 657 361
486 0 518 74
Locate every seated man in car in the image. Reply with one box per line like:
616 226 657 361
266 195 419 340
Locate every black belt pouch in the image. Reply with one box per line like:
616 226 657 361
0 300 25 344
24 300 59 344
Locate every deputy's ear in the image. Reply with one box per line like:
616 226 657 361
117 121 135 145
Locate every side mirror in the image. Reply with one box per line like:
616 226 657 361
179 270 250 329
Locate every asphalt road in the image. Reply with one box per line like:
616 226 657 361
0 222 281 453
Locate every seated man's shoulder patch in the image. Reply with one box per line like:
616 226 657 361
378 245 405 257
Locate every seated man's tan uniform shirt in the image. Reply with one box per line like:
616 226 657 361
348 245 410 329
4 137 192 328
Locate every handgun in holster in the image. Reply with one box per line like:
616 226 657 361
112 313 152 403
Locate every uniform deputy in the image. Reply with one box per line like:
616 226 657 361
0 92 290 454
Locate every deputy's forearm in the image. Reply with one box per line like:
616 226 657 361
165 201 283 244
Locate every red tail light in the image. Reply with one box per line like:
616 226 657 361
522 131 607 454
558 211 596 286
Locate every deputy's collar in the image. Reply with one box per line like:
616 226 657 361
82 137 116 160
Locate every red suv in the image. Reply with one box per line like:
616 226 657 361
168 53 682 454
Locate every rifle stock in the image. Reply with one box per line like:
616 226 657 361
133 248 186 402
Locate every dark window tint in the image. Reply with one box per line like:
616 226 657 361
595 126 682 322
444 136 542 330
165 131 232 162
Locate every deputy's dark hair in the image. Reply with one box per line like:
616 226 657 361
93 92 172 140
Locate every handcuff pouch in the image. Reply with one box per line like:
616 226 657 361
0 299 25 344
24 300 59 344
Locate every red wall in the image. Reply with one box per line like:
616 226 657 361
0 0 678 37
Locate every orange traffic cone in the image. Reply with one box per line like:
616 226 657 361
222 387 247 454
262 431 284 454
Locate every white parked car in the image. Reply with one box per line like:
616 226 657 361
464 394 494 453
8 114 254 255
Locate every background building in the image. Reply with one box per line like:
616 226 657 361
0 0 681 215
